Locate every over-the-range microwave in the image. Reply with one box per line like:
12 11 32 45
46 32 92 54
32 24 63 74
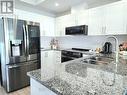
65 25 88 35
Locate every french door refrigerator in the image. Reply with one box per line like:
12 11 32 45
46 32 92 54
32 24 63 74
0 17 40 92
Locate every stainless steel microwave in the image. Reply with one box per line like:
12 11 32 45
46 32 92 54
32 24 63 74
65 25 88 35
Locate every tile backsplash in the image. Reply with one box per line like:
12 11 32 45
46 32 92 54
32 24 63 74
41 35 127 51
40 36 53 48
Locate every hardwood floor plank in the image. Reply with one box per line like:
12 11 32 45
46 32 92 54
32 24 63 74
0 87 30 95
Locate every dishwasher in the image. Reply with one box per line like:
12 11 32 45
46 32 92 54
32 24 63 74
6 60 39 92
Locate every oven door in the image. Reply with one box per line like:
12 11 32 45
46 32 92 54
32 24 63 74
61 56 74 63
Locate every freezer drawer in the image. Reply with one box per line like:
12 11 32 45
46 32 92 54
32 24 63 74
6 60 39 92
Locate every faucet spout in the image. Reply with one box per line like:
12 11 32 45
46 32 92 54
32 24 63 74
106 36 119 64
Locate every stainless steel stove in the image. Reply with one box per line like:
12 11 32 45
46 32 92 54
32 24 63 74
61 48 90 63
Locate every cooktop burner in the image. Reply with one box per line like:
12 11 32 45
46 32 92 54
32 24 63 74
72 48 90 52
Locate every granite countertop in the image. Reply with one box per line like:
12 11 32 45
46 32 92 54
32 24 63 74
68 53 127 76
28 54 127 95
27 69 85 95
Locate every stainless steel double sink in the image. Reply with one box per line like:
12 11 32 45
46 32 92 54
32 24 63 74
65 55 115 77
81 56 114 65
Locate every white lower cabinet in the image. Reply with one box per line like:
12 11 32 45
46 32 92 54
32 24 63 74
31 78 57 95
41 50 61 80
41 50 61 65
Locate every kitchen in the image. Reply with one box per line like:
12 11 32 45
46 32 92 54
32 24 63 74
0 0 127 95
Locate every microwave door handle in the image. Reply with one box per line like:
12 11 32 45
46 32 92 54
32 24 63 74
26 25 29 56
23 25 27 56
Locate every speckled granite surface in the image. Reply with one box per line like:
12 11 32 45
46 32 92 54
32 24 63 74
28 54 127 95
28 69 88 95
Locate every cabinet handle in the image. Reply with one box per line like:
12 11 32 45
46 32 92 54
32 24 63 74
102 27 104 34
102 26 106 34
104 26 106 34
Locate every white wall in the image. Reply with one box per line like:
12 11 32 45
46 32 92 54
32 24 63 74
40 36 53 48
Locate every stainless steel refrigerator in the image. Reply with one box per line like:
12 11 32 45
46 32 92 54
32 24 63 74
0 17 40 92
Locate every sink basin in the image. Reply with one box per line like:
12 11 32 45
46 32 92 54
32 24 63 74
81 56 114 65
65 63 87 78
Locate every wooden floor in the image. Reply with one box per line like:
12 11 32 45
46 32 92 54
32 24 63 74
0 85 30 95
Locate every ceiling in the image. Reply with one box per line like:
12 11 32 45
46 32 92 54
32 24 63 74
15 0 120 17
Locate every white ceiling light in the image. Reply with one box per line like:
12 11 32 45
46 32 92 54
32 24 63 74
20 0 46 5
55 2 59 7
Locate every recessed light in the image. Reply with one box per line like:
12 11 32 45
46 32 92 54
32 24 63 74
55 2 59 7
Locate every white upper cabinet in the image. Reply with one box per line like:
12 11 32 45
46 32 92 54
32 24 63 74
88 6 105 35
55 14 75 36
55 16 65 36
104 1 125 35
55 11 89 36
14 1 127 36
55 1 126 36
76 10 89 25
126 2 127 34
88 1 126 35
123 0 127 34
42 17 55 36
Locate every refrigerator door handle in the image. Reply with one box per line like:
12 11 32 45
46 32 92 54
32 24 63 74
3 18 9 62
26 25 29 56
23 24 27 56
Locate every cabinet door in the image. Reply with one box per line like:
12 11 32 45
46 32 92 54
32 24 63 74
41 50 61 65
55 17 65 36
123 1 127 34
43 18 55 36
41 51 57 78
88 7 105 35
55 14 75 36
53 51 61 64
77 10 89 25
105 1 125 35
41 51 54 65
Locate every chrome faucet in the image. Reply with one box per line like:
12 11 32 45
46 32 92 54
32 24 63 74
106 36 119 64
101 36 119 87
